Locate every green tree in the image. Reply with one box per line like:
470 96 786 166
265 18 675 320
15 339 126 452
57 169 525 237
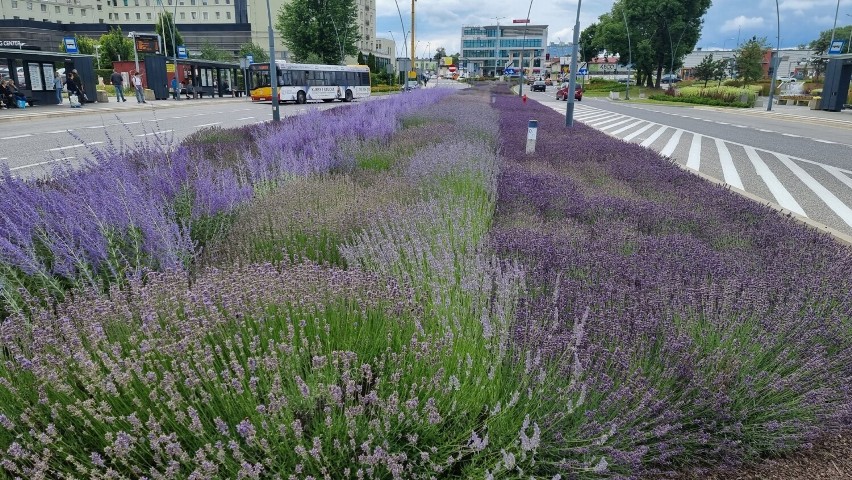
276 0 359 65
198 39 232 61
693 53 716 86
98 27 134 64
155 12 184 57
579 23 599 62
367 52 376 71
433 47 446 62
713 57 729 86
735 36 768 84
238 42 269 63
357 52 366 65
595 0 710 88
807 25 852 80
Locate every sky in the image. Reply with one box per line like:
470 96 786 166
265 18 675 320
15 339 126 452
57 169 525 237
375 0 852 58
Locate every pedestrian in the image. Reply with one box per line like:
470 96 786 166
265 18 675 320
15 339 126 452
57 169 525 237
110 68 127 103
65 72 82 107
133 72 146 104
171 77 179 100
53 71 63 105
71 69 87 103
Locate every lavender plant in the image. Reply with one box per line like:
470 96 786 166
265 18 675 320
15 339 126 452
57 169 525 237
489 86 852 476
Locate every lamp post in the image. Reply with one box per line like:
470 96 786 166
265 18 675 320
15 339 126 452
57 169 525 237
565 0 581 126
94 44 101 69
766 0 780 111
491 16 506 76
829 0 840 49
128 31 140 73
722 37 734 50
265 0 279 121
622 7 631 100
156 3 181 101
847 14 852 54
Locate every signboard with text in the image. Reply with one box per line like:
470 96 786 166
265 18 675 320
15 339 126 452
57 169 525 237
828 40 845 54
177 46 188 59
512 19 530 23
134 35 160 54
64 37 78 54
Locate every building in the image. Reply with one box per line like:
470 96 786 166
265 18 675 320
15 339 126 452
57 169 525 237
678 48 816 80
1 0 384 64
460 23 547 77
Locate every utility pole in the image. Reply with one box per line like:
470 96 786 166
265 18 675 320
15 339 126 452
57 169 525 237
491 16 506 77
565 0 581 126
766 0 780 112
410 0 416 85
622 7 631 100
518 1 534 98
266 0 279 121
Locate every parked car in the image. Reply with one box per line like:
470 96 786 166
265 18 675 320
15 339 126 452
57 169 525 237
660 74 681 84
776 76 797 83
556 82 583 101
531 80 547 92
617 78 635 85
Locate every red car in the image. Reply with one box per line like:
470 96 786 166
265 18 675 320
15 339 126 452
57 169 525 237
556 82 583 101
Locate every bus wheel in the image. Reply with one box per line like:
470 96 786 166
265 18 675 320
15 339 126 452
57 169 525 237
297 91 306 104
344 90 353 102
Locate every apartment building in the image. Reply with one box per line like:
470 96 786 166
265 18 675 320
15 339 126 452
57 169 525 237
461 23 548 77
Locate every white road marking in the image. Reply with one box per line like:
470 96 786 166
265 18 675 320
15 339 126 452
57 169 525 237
47 129 72 134
622 123 655 142
685 133 702 170
775 153 852 229
599 118 635 131
236 117 254 121
85 125 107 129
1 134 32 140
715 138 743 190
813 139 836 144
47 142 103 151
588 115 627 127
822 165 852 191
782 133 801 138
135 130 174 137
732 125 747 128
0 157 7 161
660 129 685 157
743 146 805 216
195 122 221 128
609 120 646 135
757 128 773 132
10 157 74 171
640 125 669 148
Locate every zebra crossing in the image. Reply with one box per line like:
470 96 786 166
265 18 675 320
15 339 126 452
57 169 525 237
551 103 852 236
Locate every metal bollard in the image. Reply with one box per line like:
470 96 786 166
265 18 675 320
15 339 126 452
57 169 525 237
526 120 538 154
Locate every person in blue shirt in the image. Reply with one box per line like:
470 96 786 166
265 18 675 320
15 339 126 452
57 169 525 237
171 77 179 100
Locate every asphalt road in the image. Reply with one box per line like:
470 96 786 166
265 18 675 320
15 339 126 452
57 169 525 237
0 97 351 176
526 89 852 238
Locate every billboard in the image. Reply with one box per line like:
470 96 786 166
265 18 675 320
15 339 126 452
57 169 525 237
134 35 160 54
442 56 454 66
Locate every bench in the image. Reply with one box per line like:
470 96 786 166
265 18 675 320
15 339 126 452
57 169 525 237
777 95 812 106
231 89 244 98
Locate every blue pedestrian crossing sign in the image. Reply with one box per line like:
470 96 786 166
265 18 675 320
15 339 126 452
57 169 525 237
64 37 78 54
504 67 516 75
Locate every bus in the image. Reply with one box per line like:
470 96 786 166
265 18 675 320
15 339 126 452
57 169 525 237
249 61 371 104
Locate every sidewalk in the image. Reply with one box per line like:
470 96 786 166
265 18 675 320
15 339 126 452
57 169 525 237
0 95 250 124
686 98 852 127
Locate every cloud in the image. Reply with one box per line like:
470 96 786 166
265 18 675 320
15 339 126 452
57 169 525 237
721 16 765 32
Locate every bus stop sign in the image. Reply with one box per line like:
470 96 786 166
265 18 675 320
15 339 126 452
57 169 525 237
64 37 78 54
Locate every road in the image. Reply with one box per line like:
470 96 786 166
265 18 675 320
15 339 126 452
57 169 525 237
0 98 355 177
527 89 852 238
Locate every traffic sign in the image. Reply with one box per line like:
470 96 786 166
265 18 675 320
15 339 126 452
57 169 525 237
246 54 254 64
64 37 78 54
578 68 588 75
504 67 516 75
828 40 845 55
177 46 188 59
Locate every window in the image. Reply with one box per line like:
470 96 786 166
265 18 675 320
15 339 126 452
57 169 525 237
190 11 195 19
97 4 101 9
123 0 127 5
55 5 60 11
135 12 140 18
68 7 73 13
179 11 184 18
146 12 151 18
167 0 172 3
202 0 206 4
81 8 86 15
40 3 46 10
27 2 32 9
202 11 207 19
225 11 230 18
145 0 149 4
134 0 138 5
10 1 17 8
125 12 129 18
215 11 219 18
190 0 194 4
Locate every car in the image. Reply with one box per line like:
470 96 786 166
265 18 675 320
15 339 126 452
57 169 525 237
660 73 681 84
531 80 547 92
617 78 635 85
776 76 797 83
404 80 419 91
556 82 583 101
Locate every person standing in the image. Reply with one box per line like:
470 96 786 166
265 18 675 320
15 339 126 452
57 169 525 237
71 69 86 103
171 77 179 100
133 72 146 104
53 71 63 105
110 69 127 103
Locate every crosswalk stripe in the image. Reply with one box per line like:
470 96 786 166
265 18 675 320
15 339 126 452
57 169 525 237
660 129 684 157
622 122 655 141
822 165 852 191
686 133 702 170
640 125 669 148
609 120 646 135
774 153 852 229
576 111 613 121
744 146 805 216
599 118 635 131
715 138 744 190
589 115 627 127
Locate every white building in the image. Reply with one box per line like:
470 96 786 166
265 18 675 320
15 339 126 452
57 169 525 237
461 23 548 77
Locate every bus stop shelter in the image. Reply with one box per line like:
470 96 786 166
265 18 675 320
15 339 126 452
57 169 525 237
0 48 95 105
168 58 242 98
820 53 852 112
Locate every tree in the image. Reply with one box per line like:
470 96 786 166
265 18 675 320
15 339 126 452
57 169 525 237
276 0 359 65
98 27 134 64
579 23 599 62
807 25 852 80
433 47 446 62
735 36 768 84
238 42 269 63
357 52 366 65
367 52 376 72
198 39 232 61
693 53 716 86
712 57 729 86
155 12 184 57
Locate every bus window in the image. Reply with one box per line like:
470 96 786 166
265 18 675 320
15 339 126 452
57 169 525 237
360 72 370 86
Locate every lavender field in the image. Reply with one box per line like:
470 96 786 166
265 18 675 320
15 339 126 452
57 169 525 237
0 85 850 479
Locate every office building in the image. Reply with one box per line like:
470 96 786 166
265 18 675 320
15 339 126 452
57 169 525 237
460 23 547 77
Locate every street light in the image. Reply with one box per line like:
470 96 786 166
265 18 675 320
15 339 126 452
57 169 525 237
94 44 101 69
622 7 632 100
156 5 182 101
847 14 852 54
265 0 279 121
565 0 582 126
766 0 780 112
722 37 735 50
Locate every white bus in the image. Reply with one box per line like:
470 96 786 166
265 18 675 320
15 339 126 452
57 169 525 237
249 61 371 104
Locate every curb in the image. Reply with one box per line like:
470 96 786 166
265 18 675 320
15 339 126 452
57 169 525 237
0 97 251 124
